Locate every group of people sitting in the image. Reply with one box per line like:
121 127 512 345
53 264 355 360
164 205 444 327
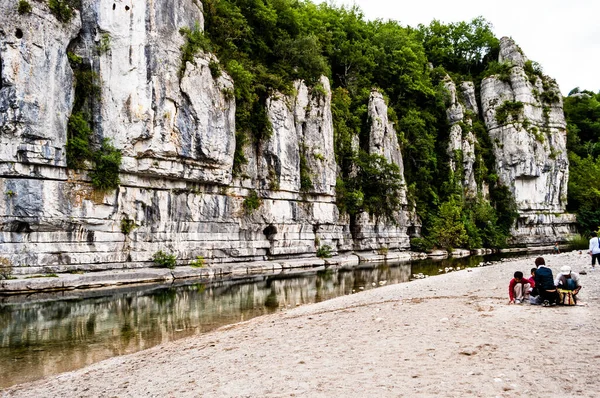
508 256 581 306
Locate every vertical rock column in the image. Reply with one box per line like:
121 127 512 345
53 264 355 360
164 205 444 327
241 77 342 258
481 37 576 244
352 90 415 250
444 76 479 198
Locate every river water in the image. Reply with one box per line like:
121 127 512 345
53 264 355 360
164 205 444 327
0 254 519 388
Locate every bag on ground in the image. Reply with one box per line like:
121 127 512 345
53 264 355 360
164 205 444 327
558 289 576 306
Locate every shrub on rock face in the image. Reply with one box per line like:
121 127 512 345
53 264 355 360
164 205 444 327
90 139 122 192
152 251 177 269
0 257 14 280
190 256 205 268
66 112 93 169
17 0 32 14
316 245 332 258
48 0 76 23
120 218 136 235
243 190 261 214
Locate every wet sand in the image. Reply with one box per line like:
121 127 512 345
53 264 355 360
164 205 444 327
3 250 599 397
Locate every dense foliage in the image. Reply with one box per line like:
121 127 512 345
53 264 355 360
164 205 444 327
48 0 79 23
191 0 522 250
17 0 32 14
417 16 499 80
564 90 600 234
66 52 122 192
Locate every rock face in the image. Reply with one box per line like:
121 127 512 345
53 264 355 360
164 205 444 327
481 37 576 244
351 91 416 250
444 77 479 197
83 0 235 183
0 1 416 274
0 0 80 169
0 3 576 275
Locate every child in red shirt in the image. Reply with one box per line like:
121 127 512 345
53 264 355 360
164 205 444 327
509 271 535 304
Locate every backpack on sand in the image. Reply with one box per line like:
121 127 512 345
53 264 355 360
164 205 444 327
558 289 576 306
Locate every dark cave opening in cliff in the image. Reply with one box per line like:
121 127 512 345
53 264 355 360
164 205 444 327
263 224 277 241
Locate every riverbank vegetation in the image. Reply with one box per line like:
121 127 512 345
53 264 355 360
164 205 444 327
564 89 600 234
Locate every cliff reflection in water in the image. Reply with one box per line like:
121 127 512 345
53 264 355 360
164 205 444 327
0 256 487 388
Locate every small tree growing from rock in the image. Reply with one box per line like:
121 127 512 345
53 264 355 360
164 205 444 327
152 251 177 269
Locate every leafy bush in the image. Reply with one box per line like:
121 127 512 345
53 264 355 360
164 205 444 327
430 196 468 250
461 197 510 249
482 61 512 82
312 82 327 98
67 120 122 192
299 153 312 191
335 181 364 216
90 139 122 191
152 251 177 269
540 89 560 104
190 256 205 268
48 0 76 23
410 237 434 252
523 60 543 82
495 101 523 125
232 129 248 176
17 0 32 14
336 151 405 222
97 34 111 54
567 153 600 233
66 112 92 169
355 152 403 220
0 257 13 280
316 245 332 258
179 23 212 78
243 190 261 214
67 51 82 65
489 184 519 239
120 218 136 235
72 69 101 110
208 60 221 78
66 53 122 192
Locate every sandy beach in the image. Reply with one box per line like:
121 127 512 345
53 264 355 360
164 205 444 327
3 250 600 398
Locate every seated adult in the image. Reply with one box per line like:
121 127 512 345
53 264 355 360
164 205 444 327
533 257 559 306
554 265 581 303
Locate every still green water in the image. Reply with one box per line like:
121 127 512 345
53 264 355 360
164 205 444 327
0 255 500 388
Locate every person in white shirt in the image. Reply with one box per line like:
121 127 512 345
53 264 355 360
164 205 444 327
589 232 600 269
555 265 581 304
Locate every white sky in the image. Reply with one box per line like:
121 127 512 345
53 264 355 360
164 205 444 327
331 0 600 95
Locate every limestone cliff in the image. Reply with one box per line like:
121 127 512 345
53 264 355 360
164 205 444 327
351 91 416 251
0 0 415 274
440 37 576 245
0 2 576 276
444 77 479 198
480 37 576 244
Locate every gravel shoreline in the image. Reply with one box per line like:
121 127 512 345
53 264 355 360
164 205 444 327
3 250 599 398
